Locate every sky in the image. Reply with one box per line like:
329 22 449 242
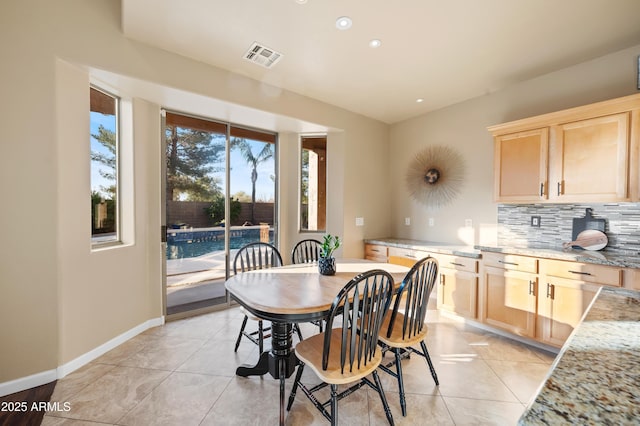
90 113 275 202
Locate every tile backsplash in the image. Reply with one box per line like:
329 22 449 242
497 203 640 254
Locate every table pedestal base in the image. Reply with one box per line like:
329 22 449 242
234 321 298 426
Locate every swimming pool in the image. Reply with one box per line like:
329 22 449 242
166 226 274 259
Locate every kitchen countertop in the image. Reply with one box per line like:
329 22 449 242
364 238 481 258
476 245 640 269
365 238 640 268
519 286 640 425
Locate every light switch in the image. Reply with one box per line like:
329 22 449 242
428 218 435 227
405 217 411 226
355 217 364 227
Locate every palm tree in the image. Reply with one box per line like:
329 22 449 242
233 139 274 224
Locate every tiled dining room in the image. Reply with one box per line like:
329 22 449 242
41 300 555 425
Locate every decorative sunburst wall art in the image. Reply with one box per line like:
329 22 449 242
405 145 465 208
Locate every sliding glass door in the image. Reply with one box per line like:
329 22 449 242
163 111 277 317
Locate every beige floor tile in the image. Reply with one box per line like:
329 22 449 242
58 366 170 423
443 396 525 425
368 390 454 426
433 356 519 402
42 415 114 425
201 376 292 425
49 363 116 404
35 304 565 425
176 338 257 376
118 372 231 425
95 333 159 365
461 331 551 363
485 359 551 404
377 352 440 397
119 335 206 370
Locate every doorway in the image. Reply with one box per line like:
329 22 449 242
163 111 278 317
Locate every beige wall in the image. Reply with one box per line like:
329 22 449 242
389 44 640 245
0 0 391 388
1 0 638 392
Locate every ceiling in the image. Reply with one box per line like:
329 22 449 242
121 0 640 124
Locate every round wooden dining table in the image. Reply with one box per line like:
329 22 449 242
225 258 410 425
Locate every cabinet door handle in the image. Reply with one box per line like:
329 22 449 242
540 182 544 197
498 260 519 267
569 270 592 276
557 181 563 196
440 275 445 286
528 280 535 295
371 248 380 252
405 254 416 258
546 283 555 299
450 262 464 267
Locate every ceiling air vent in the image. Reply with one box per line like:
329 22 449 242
243 42 283 68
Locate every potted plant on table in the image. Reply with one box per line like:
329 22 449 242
318 234 341 276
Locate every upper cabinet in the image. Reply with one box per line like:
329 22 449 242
489 94 640 203
494 128 549 202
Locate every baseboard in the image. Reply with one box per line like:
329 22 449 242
0 316 164 397
0 370 58 399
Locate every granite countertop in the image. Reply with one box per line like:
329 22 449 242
365 238 640 268
519 286 640 425
476 245 640 269
364 238 481 258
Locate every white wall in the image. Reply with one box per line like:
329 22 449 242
390 44 640 245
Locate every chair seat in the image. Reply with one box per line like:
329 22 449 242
378 312 428 348
239 306 267 322
295 329 382 385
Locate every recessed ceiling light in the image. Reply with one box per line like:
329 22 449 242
295 0 307 4
369 39 382 48
416 98 424 103
336 16 352 30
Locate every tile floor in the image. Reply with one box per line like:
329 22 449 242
42 304 557 425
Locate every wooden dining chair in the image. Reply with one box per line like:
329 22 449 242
378 256 440 416
233 242 303 353
290 238 322 264
287 269 396 426
291 238 325 332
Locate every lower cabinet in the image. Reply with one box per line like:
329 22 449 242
435 253 478 319
536 276 600 346
537 258 622 347
377 245 479 319
481 266 537 338
480 252 624 348
364 243 388 262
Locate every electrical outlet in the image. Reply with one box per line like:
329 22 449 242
428 218 435 227
531 216 541 227
405 217 411 226
465 219 472 228
355 217 364 227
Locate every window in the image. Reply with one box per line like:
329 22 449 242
90 86 119 245
300 136 327 231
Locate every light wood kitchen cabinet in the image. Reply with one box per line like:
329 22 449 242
435 253 478 319
537 258 623 346
549 113 630 202
387 246 423 267
480 253 538 338
364 243 388 262
371 243 480 319
488 93 640 203
493 128 548 202
536 276 600 347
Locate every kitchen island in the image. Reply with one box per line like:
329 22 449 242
519 286 640 424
